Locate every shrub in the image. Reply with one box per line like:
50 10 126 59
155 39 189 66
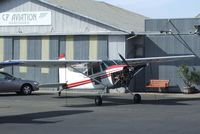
178 64 200 87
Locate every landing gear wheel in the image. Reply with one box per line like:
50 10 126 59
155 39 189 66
95 96 103 106
21 84 32 95
133 94 141 104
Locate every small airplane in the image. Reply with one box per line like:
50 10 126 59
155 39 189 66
0 54 195 106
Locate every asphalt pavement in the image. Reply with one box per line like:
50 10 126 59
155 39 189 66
0 92 200 134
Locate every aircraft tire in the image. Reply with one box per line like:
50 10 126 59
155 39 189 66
95 96 103 106
133 94 141 104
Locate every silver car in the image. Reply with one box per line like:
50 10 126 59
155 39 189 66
0 72 39 95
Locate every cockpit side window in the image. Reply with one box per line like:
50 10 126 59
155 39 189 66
88 68 92 75
101 63 107 71
88 63 102 75
93 64 101 74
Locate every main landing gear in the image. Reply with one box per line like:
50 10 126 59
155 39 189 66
133 94 141 104
94 94 141 106
95 96 103 106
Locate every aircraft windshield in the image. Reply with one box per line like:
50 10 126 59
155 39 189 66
102 60 123 67
114 60 124 65
102 61 116 67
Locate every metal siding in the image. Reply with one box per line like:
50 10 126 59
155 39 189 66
89 35 98 60
66 36 74 60
97 36 108 60
145 19 199 34
13 37 26 79
59 36 66 55
27 36 41 81
145 19 199 92
49 36 59 83
0 37 4 62
41 36 50 74
19 37 28 73
0 0 120 36
4 37 13 74
37 36 59 84
0 37 4 71
36 0 146 33
74 36 89 60
108 35 125 59
13 36 43 81
126 36 145 91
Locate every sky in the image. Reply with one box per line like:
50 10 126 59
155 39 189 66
96 0 200 18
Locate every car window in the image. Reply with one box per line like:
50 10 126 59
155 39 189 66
0 73 13 80
0 73 6 80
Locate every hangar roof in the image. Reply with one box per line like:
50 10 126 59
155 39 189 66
36 0 148 33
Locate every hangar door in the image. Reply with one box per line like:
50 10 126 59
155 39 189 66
60 35 108 60
0 37 13 74
0 35 108 84
12 36 58 84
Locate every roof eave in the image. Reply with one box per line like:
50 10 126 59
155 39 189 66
36 0 130 34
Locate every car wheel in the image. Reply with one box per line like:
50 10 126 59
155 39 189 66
21 84 32 95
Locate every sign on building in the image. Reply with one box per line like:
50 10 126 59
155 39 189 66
0 11 51 26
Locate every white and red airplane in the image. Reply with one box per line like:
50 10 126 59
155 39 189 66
0 54 195 105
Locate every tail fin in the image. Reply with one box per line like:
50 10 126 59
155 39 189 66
59 54 67 83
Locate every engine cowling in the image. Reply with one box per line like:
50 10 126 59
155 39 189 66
121 67 132 86
111 67 132 87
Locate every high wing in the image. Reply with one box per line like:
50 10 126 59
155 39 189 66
0 59 102 69
0 55 195 69
125 55 195 66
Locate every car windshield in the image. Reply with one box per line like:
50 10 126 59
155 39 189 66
0 72 14 80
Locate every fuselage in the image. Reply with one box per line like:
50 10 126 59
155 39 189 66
61 64 127 90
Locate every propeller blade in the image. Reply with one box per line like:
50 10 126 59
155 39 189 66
118 53 130 67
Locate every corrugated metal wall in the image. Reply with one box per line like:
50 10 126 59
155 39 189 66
0 0 121 35
126 36 145 91
0 35 109 84
0 0 127 86
108 35 125 59
145 18 200 92
0 37 13 74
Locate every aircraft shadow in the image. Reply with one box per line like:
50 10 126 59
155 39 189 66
0 110 92 124
57 95 200 107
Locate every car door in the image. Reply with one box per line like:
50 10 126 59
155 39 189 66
0 73 8 92
0 73 18 92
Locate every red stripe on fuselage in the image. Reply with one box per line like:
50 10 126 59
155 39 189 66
64 65 126 88
65 79 92 88
106 65 126 71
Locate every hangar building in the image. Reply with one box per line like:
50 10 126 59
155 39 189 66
144 18 200 92
0 0 147 88
1 0 197 93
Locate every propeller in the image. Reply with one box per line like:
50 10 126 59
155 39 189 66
118 53 130 67
118 54 147 89
118 53 132 87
